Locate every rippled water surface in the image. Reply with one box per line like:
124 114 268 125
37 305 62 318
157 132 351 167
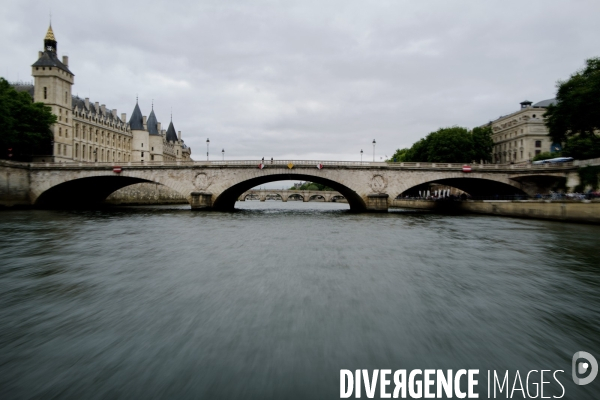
1 201 599 399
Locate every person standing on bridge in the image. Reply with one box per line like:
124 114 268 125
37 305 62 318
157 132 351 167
262 157 264 163
271 157 273 164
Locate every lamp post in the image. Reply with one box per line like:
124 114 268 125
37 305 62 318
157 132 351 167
206 138 210 161
360 149 363 162
372 139 376 162
222 148 224 161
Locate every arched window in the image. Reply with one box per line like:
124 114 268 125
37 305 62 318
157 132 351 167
75 143 79 158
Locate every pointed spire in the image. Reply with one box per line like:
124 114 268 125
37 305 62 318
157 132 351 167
166 120 178 142
129 101 145 131
147 107 159 135
45 24 55 41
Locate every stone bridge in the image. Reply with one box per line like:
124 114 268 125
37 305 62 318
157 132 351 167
0 159 579 212
239 189 344 202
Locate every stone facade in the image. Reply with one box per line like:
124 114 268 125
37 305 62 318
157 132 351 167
0 160 575 211
488 100 561 164
25 25 192 163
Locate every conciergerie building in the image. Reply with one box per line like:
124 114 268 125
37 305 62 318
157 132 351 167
17 25 192 163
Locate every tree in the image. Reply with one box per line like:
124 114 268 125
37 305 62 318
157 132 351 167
471 125 494 163
289 182 333 190
0 77 56 161
425 127 474 163
545 57 600 143
561 135 600 160
389 148 409 162
532 152 554 162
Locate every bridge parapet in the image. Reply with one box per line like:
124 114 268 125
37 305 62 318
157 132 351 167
24 159 577 173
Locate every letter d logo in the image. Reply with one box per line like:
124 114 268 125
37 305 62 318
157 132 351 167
572 351 598 385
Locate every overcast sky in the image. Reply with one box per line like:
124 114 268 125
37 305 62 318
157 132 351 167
3 0 600 163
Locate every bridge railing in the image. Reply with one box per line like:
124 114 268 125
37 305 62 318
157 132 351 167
24 159 576 170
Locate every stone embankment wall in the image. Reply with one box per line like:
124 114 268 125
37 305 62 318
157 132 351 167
0 162 30 207
105 183 188 205
391 199 600 224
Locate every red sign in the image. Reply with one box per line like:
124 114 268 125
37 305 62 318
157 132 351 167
462 165 472 173
258 163 265 169
113 166 122 173
316 163 323 170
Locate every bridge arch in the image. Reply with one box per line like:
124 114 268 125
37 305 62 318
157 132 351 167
395 176 528 199
31 169 194 208
212 173 366 211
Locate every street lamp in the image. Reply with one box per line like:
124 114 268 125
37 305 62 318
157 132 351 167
360 149 363 162
206 138 210 161
222 148 224 161
372 139 376 162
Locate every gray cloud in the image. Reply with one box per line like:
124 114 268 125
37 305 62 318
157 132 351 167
2 0 599 162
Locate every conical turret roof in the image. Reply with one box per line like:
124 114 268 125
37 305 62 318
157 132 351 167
129 101 145 130
147 109 159 135
165 121 178 142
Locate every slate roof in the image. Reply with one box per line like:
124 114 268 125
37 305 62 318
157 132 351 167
129 102 145 130
32 51 73 75
147 109 159 135
71 96 123 123
165 121 178 142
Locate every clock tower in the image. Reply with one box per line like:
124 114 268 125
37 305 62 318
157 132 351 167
31 25 75 162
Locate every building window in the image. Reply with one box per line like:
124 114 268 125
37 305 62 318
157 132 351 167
535 140 542 148
141 143 143 147
151 147 154 151
59 127 62 136
43 87 47 99
151 155 154 161
141 152 144 158
65 91 68 103
65 129 68 138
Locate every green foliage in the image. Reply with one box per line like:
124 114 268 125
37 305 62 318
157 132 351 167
576 166 600 191
471 126 494 162
389 148 409 162
0 77 56 161
545 57 600 143
393 126 493 163
532 152 554 161
289 182 333 191
561 135 600 160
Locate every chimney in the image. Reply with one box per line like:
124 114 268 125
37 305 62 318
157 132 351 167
62 55 69 66
38 51 43 58
157 122 161 132
85 98 90 109
94 102 99 112
112 109 117 118
178 131 182 141
142 116 147 129
101 104 106 114
121 113 126 122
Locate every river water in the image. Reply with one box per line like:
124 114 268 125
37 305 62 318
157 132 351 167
0 201 599 399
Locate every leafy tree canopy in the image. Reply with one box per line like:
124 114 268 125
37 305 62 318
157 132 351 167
289 182 333 191
545 57 600 143
0 77 56 161
561 135 600 160
532 152 554 162
389 126 493 163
